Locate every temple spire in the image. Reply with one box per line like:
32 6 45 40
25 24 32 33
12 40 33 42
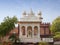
28 9 34 15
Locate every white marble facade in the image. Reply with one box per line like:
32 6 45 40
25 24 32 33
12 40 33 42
18 9 53 43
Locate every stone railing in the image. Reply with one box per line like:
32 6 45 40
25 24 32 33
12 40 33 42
20 38 53 43
20 38 41 43
42 38 53 42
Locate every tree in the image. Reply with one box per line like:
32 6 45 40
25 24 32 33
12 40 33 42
9 33 20 44
9 33 17 42
0 16 18 37
50 16 60 38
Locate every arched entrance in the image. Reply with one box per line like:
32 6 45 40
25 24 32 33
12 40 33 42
34 26 38 37
21 26 25 35
27 26 32 38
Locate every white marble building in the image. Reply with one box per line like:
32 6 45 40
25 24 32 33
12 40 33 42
18 9 53 43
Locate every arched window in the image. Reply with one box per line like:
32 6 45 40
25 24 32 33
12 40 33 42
34 26 38 35
27 26 32 37
21 26 25 35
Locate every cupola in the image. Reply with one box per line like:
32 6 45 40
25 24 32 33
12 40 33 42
38 11 43 20
22 11 26 17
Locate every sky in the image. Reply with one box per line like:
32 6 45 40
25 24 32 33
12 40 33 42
0 0 60 23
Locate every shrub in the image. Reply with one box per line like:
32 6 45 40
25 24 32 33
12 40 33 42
38 42 49 45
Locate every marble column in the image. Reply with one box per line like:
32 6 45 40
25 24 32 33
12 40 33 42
38 26 40 38
32 26 34 38
19 24 22 38
25 26 27 38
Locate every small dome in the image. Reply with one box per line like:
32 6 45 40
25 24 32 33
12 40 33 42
38 11 43 19
22 11 26 15
38 11 42 15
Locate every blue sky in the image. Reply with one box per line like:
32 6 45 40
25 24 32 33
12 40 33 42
0 0 60 23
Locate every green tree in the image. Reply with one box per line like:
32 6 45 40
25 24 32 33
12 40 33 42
0 16 18 37
9 33 20 43
9 33 17 42
50 16 60 38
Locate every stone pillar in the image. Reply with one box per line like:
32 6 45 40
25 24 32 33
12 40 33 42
19 24 22 38
32 26 34 38
38 26 40 38
25 26 27 38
